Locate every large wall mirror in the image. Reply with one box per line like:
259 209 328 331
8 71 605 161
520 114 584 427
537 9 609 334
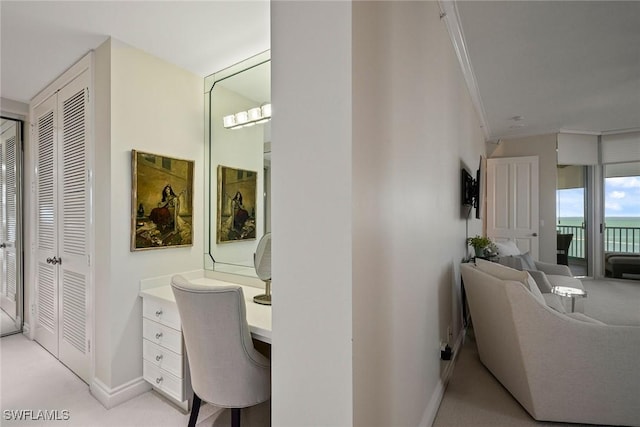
204 51 271 277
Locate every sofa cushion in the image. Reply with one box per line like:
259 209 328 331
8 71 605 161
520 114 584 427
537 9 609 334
495 240 521 256
543 293 566 313
565 312 606 325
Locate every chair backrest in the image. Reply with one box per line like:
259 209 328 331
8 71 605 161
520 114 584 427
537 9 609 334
170 275 271 408
557 233 573 252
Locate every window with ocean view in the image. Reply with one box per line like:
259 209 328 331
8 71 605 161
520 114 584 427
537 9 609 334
604 174 640 254
557 164 640 267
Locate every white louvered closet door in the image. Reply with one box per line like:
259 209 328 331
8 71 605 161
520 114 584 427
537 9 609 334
1 123 19 320
56 71 90 383
34 94 59 355
34 68 90 383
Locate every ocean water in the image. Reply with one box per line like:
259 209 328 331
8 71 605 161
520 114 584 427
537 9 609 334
557 216 640 254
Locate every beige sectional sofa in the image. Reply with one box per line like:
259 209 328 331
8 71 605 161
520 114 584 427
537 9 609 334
460 261 640 426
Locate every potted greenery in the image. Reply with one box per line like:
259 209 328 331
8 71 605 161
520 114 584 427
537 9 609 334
467 235 493 257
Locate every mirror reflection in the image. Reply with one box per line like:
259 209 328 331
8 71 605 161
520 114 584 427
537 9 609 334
1 117 23 337
205 52 271 277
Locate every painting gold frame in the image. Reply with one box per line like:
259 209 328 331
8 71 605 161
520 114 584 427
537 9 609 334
217 165 257 243
131 150 194 251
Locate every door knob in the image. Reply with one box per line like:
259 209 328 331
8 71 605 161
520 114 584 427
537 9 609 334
46 257 52 264
532 233 538 237
0 243 6 248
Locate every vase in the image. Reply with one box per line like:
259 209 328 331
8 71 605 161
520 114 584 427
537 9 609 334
474 247 485 258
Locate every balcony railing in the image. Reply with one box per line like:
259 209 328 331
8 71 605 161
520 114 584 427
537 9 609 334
556 224 640 259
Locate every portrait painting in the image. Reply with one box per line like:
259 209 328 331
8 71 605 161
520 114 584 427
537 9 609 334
131 150 194 250
217 165 257 243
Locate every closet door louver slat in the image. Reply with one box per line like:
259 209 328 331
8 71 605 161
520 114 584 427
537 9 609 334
34 96 59 355
57 73 90 383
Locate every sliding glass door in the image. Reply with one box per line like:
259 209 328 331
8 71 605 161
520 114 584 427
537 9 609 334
603 162 640 278
557 165 589 276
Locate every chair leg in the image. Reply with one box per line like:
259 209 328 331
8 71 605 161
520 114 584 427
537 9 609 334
231 408 241 427
188 394 202 427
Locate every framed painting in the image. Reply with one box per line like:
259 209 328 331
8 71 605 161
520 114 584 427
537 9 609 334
131 150 194 251
217 165 257 243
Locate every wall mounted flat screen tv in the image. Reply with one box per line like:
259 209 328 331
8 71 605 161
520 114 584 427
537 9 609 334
461 168 476 207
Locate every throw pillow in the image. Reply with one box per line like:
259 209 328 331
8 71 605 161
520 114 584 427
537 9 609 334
494 240 521 256
525 273 546 305
498 256 524 270
519 252 537 270
475 258 529 283
525 269 553 293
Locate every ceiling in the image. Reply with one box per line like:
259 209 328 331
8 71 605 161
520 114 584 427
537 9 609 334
455 1 640 140
0 1 269 104
1 1 638 141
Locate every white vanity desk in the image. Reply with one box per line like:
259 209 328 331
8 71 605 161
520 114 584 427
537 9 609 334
139 270 271 410
140 277 272 343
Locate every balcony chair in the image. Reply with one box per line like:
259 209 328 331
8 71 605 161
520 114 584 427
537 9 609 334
556 233 573 265
171 275 271 427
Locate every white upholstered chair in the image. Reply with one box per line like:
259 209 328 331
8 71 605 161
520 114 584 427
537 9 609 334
171 275 271 427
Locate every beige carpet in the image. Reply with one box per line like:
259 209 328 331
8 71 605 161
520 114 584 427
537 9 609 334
433 277 639 427
433 331 578 427
0 333 270 426
581 278 640 326
1 308 19 336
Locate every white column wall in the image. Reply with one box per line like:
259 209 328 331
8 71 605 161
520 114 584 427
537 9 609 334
93 38 204 389
272 1 485 426
353 2 484 426
271 2 353 426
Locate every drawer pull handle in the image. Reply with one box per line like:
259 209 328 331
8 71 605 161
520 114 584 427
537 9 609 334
155 332 163 339
155 377 163 384
156 354 163 362
155 309 163 317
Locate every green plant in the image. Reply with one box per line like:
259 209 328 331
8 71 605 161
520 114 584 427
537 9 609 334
466 235 492 249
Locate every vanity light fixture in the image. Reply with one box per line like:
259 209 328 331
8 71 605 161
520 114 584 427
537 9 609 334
223 103 272 130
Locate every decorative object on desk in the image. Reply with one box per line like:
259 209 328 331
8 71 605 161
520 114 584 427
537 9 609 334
467 235 494 258
131 150 194 251
217 165 257 243
253 232 272 305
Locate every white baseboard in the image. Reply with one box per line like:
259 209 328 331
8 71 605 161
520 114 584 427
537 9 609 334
91 376 151 409
419 328 466 427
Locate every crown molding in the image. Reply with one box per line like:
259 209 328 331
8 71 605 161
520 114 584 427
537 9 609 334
438 1 490 140
558 129 602 136
601 127 640 136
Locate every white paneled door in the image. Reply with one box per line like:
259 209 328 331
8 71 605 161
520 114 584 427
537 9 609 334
487 156 540 259
33 68 91 383
0 120 19 324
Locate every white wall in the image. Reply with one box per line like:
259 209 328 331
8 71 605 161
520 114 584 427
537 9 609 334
271 2 354 426
93 38 204 389
353 2 484 426
272 1 484 426
490 134 557 264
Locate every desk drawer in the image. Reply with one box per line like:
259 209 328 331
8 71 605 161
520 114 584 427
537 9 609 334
143 339 183 378
143 297 181 330
143 360 184 402
142 318 183 355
